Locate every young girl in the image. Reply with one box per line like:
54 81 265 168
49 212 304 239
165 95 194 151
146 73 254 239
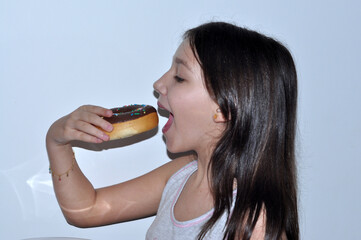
46 22 299 240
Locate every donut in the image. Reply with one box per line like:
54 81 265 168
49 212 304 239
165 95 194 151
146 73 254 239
102 104 158 140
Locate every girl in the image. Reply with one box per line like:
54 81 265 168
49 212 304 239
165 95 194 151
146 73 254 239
46 22 299 240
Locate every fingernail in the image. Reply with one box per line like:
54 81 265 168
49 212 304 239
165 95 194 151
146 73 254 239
106 124 113 132
103 133 110 141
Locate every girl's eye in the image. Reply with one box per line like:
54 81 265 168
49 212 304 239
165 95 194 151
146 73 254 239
174 76 185 83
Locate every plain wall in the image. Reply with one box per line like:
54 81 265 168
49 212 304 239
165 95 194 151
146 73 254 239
1 0 360 239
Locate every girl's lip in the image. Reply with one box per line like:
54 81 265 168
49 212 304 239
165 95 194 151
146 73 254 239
157 102 168 111
157 101 173 134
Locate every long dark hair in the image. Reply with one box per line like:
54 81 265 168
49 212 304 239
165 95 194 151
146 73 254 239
184 22 299 240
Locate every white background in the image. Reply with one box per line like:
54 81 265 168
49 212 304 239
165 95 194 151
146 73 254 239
1 0 360 239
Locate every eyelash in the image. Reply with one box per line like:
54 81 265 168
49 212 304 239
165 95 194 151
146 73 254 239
174 76 185 83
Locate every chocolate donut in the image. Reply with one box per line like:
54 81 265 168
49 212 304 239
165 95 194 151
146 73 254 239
103 104 158 140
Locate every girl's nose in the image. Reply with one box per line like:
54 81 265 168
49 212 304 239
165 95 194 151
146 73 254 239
153 74 167 96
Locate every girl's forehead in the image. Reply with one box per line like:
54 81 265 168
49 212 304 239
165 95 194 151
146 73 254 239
173 40 199 70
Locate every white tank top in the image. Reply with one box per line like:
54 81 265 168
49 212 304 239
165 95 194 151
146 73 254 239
146 161 235 240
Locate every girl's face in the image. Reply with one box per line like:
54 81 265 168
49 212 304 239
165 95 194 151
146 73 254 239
153 40 224 155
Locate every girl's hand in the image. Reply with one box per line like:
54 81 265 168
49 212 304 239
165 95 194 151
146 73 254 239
47 105 114 146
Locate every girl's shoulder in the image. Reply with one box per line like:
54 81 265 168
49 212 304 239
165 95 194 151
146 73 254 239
159 154 196 185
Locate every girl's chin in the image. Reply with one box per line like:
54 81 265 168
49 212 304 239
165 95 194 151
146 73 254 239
163 136 178 153
164 138 194 157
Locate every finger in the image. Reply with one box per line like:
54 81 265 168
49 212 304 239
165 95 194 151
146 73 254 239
77 110 113 133
80 105 113 118
73 120 110 141
78 105 113 131
61 122 104 143
73 130 106 144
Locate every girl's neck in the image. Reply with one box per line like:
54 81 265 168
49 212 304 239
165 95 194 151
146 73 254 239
192 150 213 190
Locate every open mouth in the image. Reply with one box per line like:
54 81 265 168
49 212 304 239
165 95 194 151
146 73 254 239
162 112 174 133
157 102 174 134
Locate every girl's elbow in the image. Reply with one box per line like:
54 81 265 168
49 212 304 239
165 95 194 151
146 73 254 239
63 213 94 228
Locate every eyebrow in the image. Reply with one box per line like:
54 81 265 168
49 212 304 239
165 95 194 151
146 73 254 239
174 57 192 71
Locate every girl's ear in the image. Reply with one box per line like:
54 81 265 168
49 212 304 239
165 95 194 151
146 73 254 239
213 108 227 123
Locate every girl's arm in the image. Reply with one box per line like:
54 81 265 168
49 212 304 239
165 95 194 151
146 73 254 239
46 105 191 227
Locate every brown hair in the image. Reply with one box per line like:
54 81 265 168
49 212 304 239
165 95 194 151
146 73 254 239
185 22 299 240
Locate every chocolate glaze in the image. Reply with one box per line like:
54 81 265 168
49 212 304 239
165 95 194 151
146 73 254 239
104 104 157 124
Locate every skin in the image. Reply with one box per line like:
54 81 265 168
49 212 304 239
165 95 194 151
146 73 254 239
153 39 226 221
46 39 266 239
